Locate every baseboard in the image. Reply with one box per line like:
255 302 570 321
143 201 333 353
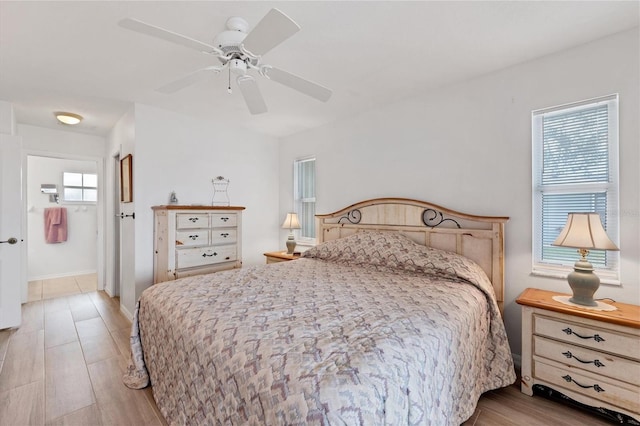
29 270 97 281
120 303 133 322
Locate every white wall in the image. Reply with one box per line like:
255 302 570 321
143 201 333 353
105 108 135 311
26 156 97 280
19 124 106 158
119 104 280 314
0 101 16 135
279 28 640 357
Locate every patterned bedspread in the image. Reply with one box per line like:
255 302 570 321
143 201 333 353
124 231 515 425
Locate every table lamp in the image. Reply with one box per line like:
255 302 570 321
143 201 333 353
552 212 619 306
282 213 301 254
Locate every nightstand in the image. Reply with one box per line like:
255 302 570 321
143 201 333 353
517 288 640 423
263 251 300 264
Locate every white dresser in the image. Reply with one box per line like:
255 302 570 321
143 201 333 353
518 288 640 423
152 205 245 283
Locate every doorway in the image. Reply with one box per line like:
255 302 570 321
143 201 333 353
26 155 101 295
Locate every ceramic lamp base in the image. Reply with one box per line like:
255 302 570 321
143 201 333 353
567 259 600 307
285 236 296 255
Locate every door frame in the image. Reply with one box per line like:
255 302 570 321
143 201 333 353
21 149 106 299
111 152 121 297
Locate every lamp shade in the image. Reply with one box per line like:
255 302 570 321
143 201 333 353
552 213 618 251
281 213 301 230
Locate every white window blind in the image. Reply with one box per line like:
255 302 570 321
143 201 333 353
294 158 316 243
532 94 619 282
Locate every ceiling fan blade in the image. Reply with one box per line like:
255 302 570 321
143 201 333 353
118 18 220 54
263 67 332 102
236 75 268 115
241 9 300 57
157 67 218 94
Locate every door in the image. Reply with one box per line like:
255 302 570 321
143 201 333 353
0 134 23 329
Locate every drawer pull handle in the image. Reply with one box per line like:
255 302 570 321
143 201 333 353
225 256 230 260
561 375 605 393
188 217 199 223
220 217 229 222
220 233 229 238
561 351 605 367
189 235 199 240
562 328 605 342
202 252 218 257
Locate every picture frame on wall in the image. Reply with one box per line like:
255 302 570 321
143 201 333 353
120 154 133 203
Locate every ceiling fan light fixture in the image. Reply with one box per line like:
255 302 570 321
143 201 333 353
120 8 332 115
55 112 83 125
229 58 247 76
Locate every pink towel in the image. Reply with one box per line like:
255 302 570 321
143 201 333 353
44 207 67 243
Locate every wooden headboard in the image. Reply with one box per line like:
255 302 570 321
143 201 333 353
316 198 509 313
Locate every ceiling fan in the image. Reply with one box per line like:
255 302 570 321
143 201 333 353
118 9 332 115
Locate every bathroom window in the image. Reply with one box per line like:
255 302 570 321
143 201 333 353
63 172 97 202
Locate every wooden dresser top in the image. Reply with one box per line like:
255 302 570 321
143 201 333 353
152 205 245 211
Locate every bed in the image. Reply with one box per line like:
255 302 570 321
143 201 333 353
124 198 516 425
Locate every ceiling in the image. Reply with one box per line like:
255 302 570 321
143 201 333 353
1 1 638 138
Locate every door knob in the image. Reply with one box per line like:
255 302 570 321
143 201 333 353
0 237 18 244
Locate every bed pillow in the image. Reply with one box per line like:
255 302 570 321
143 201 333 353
302 230 494 295
302 230 421 267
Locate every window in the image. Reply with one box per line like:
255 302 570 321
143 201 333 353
63 172 97 202
532 94 619 282
293 157 316 244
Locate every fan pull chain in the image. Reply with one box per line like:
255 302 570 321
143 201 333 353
227 67 232 94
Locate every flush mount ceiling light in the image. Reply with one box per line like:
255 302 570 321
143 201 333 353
55 112 83 125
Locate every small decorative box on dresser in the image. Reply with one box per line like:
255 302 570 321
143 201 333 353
517 288 640 424
263 251 300 264
152 205 245 283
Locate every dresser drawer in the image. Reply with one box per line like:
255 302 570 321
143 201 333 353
175 230 208 247
176 213 209 229
211 229 237 244
534 335 640 386
535 359 640 413
210 213 237 227
535 315 640 360
176 245 238 269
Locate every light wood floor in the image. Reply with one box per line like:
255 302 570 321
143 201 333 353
1 281 615 426
28 273 99 302
464 382 613 425
0 280 166 425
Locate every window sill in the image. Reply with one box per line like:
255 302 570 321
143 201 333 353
530 269 621 286
61 201 97 205
293 241 315 252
